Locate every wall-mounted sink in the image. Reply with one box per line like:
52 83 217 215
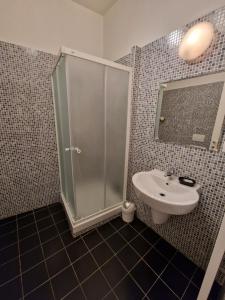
132 169 200 224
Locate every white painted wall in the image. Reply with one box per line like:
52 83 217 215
104 0 225 60
0 0 103 56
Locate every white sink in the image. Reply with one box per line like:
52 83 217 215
132 169 200 224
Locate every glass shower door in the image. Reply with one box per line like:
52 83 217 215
66 55 105 219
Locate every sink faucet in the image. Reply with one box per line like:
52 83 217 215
164 170 174 180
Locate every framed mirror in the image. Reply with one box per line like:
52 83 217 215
155 72 225 151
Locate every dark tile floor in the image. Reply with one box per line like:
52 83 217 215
0 203 221 300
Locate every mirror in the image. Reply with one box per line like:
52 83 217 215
155 72 225 151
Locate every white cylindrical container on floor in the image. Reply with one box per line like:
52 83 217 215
122 201 136 223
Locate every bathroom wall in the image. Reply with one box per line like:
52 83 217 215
0 0 103 56
104 0 225 60
118 6 225 283
0 41 59 218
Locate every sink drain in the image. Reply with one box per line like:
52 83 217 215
159 193 165 197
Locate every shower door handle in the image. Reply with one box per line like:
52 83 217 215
65 147 82 154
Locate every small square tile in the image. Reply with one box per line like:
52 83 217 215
83 230 102 249
21 246 43 272
130 235 150 256
39 225 58 243
73 253 98 282
0 231 17 250
66 239 88 262
82 270 110 300
64 287 85 300
114 275 144 300
61 230 78 246
48 203 63 215
42 236 64 259
103 291 117 300
19 223 37 240
154 239 176 260
52 211 66 223
91 242 113 266
0 258 20 285
110 217 126 230
0 243 18 265
147 279 179 300
144 248 168 275
117 245 140 271
0 276 22 300
131 260 157 292
24 281 54 300
18 211 33 220
107 233 126 252
141 228 160 245
101 256 126 287
56 219 69 234
18 215 35 228
161 264 189 297
119 225 138 242
19 234 40 254
130 218 146 232
192 268 205 287
0 221 17 236
171 252 197 278
22 262 48 295
182 283 199 300
0 216 16 227
46 249 70 277
51 266 78 300
36 217 54 231
97 223 115 239
34 208 50 221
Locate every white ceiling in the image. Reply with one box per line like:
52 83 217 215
72 0 118 15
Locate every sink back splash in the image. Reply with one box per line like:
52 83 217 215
118 6 225 283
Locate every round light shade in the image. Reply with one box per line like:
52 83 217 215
179 22 214 61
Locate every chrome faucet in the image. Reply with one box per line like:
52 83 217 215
164 170 174 178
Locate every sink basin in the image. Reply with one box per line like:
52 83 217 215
132 169 200 224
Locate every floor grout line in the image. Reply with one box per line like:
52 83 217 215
16 215 24 300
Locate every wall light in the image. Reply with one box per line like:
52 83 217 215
179 22 214 61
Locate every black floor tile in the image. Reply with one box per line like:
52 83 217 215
82 270 110 300
18 223 37 240
208 281 221 300
144 248 168 275
42 236 64 259
21 246 43 272
103 291 117 300
52 210 66 223
114 274 144 300
155 239 177 260
22 262 48 295
24 281 54 300
18 211 33 220
39 225 58 243
36 217 54 231
73 253 98 282
107 232 126 252
117 245 140 271
171 252 197 279
91 241 114 266
0 231 17 250
46 249 70 277
0 258 20 285
56 219 69 233
19 234 40 254
0 215 16 227
64 286 86 300
18 214 35 228
147 279 179 300
119 225 138 242
101 256 126 287
161 264 189 297
110 217 126 230
83 230 102 249
51 266 78 300
0 221 17 236
34 208 51 221
61 230 78 246
97 223 115 239
66 239 88 262
192 268 205 287
130 218 147 232
48 203 63 215
141 227 160 245
130 235 150 256
0 243 18 265
182 283 199 300
131 260 157 293
0 276 22 300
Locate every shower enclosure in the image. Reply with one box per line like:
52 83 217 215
52 47 132 235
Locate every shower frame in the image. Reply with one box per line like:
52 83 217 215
52 47 132 235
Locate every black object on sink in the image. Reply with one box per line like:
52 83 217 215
179 176 196 187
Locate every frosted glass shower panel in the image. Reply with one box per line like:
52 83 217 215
105 67 129 207
66 55 105 218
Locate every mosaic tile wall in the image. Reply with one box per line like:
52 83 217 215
0 41 60 219
118 6 225 283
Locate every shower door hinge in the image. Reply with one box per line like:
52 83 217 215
65 147 82 154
